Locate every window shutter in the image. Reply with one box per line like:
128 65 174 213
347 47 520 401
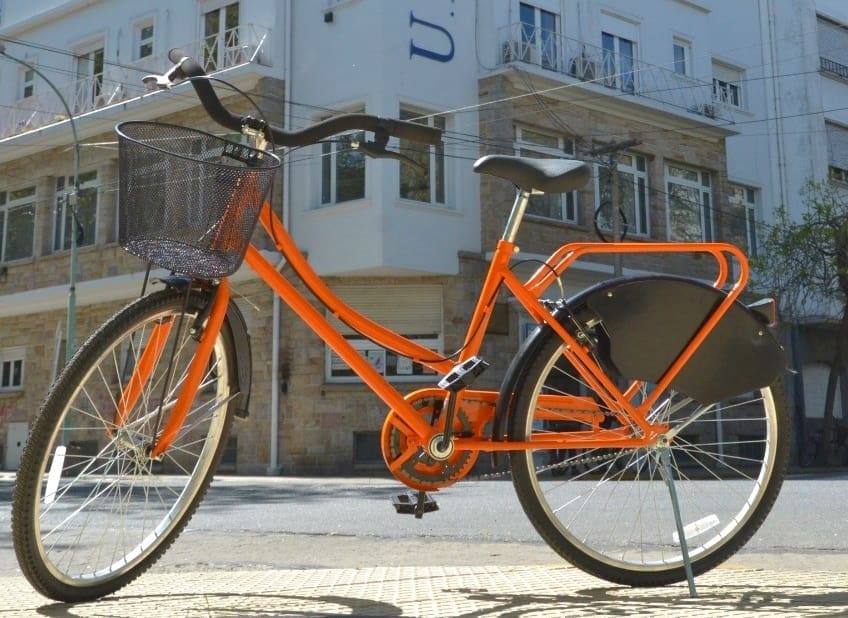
826 122 848 171
328 285 443 337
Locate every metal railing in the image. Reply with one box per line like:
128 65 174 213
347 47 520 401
0 23 271 140
498 23 734 123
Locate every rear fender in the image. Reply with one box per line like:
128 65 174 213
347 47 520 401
493 275 785 452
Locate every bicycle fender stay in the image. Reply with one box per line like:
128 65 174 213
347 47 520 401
493 275 786 448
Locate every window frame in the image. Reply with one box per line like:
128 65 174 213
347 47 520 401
324 285 444 384
728 183 759 257
514 125 578 224
0 186 36 263
53 170 99 253
519 2 560 70
594 152 650 238
672 37 691 76
134 16 155 61
318 107 366 207
0 347 25 392
20 66 35 99
602 31 636 93
712 61 743 108
398 106 447 207
665 163 714 242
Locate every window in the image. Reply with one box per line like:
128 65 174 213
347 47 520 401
602 32 635 93
818 16 848 79
519 3 558 69
0 348 24 392
666 164 713 241
826 121 848 182
596 153 649 237
515 126 577 223
712 61 742 107
326 285 443 383
673 38 691 76
0 187 35 262
75 45 104 108
20 67 34 99
54 171 98 252
728 184 758 256
135 19 154 60
399 107 445 205
320 110 365 205
203 2 240 71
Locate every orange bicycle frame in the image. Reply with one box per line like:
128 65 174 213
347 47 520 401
122 198 750 457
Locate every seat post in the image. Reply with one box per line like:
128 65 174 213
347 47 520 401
503 188 534 243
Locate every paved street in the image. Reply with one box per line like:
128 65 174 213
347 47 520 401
1 473 846 616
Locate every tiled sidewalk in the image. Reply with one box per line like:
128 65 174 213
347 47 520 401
3 563 846 617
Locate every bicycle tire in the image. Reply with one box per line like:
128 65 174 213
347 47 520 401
508 327 790 587
12 288 238 602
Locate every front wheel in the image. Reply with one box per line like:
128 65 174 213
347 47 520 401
508 329 790 587
12 287 238 602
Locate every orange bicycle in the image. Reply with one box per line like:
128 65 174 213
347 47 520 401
12 51 790 603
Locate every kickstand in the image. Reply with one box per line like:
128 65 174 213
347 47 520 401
660 447 697 598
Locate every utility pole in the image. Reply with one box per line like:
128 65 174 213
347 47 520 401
589 139 640 277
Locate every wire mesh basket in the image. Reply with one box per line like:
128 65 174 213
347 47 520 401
117 121 281 279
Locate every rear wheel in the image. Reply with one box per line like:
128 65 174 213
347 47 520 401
509 328 790 586
12 288 238 602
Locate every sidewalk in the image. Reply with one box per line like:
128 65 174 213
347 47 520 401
3 562 846 617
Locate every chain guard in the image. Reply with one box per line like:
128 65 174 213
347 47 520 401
381 390 481 491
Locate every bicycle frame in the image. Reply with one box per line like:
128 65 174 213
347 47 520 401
144 193 750 460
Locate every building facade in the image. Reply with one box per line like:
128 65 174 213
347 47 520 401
0 0 843 473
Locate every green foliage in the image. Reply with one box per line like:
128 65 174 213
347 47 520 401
752 179 848 319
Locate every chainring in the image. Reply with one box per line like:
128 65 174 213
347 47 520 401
381 390 480 491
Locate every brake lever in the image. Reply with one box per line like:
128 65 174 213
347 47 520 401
351 129 426 173
142 56 190 90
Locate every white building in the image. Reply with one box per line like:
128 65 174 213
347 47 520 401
0 0 842 473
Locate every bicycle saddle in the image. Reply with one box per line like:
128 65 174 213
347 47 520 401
473 154 590 194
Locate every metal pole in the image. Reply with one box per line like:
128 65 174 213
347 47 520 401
0 45 81 363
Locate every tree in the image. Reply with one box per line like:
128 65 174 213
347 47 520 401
753 179 848 466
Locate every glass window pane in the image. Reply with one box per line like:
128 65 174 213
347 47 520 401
321 142 332 204
12 359 22 386
1 362 9 388
5 203 34 260
335 135 365 203
399 109 432 203
77 187 98 247
668 181 702 241
673 43 687 75
520 3 536 44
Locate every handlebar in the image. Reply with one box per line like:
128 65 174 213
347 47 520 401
156 49 443 148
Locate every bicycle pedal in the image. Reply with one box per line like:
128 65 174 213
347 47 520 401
392 491 438 518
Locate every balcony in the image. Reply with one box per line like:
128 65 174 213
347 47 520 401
0 23 271 140
498 23 733 123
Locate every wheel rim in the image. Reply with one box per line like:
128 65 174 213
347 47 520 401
518 344 780 573
31 307 230 587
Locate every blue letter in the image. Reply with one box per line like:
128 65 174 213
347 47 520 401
409 11 454 63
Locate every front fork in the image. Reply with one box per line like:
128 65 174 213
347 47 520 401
112 280 231 459
150 279 230 458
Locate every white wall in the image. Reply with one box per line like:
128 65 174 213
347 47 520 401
288 0 481 276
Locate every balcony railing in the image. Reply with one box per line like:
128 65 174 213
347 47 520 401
821 56 848 81
0 23 271 140
498 23 733 123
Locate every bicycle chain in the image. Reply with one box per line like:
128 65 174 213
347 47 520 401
476 447 639 480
